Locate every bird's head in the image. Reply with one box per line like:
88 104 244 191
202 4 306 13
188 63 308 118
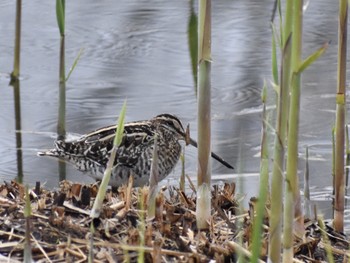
153 114 186 140
153 113 234 169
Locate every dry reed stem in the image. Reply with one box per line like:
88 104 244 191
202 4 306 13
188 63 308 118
0 180 347 262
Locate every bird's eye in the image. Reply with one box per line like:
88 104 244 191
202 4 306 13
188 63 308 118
166 120 178 130
167 120 175 127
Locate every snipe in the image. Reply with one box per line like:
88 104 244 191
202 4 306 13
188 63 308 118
38 114 233 187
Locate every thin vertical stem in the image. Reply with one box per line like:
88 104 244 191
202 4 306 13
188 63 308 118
283 0 303 260
268 0 293 258
57 79 66 181
334 0 348 233
56 0 67 181
268 33 292 263
304 146 311 218
59 36 66 83
188 0 198 89
251 84 269 263
11 0 22 79
196 0 212 230
57 80 66 140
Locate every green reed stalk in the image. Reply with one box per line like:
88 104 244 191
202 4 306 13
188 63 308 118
196 0 212 230
137 191 145 263
345 126 349 188
59 38 65 83
56 0 65 82
269 28 292 263
251 84 269 263
269 0 293 260
56 0 66 141
11 0 22 80
9 0 23 181
332 127 336 178
66 48 83 82
271 25 279 85
88 222 95 263
57 81 66 141
188 0 198 88
90 101 127 218
283 1 303 261
317 216 335 263
56 0 65 36
334 0 348 233
283 5 328 261
235 149 245 263
332 127 336 208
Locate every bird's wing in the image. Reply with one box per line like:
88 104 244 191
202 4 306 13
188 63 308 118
80 124 117 143
83 122 156 168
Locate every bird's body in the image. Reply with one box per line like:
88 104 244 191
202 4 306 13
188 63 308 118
38 114 233 187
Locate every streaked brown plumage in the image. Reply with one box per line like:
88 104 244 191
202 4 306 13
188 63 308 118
38 114 233 187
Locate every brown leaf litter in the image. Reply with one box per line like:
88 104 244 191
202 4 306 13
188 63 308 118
0 180 348 262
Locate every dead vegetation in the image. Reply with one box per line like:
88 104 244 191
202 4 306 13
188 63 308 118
0 180 348 262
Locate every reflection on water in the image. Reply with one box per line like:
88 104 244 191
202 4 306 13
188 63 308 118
0 0 347 228
57 80 67 182
10 78 23 183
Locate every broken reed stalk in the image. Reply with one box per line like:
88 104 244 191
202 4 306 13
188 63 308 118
250 84 269 263
66 48 83 82
227 241 265 263
90 100 127 218
180 152 185 192
317 216 335 263
196 0 212 230
334 0 348 233
11 0 22 80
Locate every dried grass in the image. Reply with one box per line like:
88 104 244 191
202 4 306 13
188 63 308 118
0 180 347 262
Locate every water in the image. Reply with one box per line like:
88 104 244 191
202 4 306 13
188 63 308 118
0 0 347 229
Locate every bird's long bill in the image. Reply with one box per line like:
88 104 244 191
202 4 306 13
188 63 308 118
188 137 234 169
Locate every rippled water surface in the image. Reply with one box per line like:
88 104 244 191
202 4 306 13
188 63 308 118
0 0 348 229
